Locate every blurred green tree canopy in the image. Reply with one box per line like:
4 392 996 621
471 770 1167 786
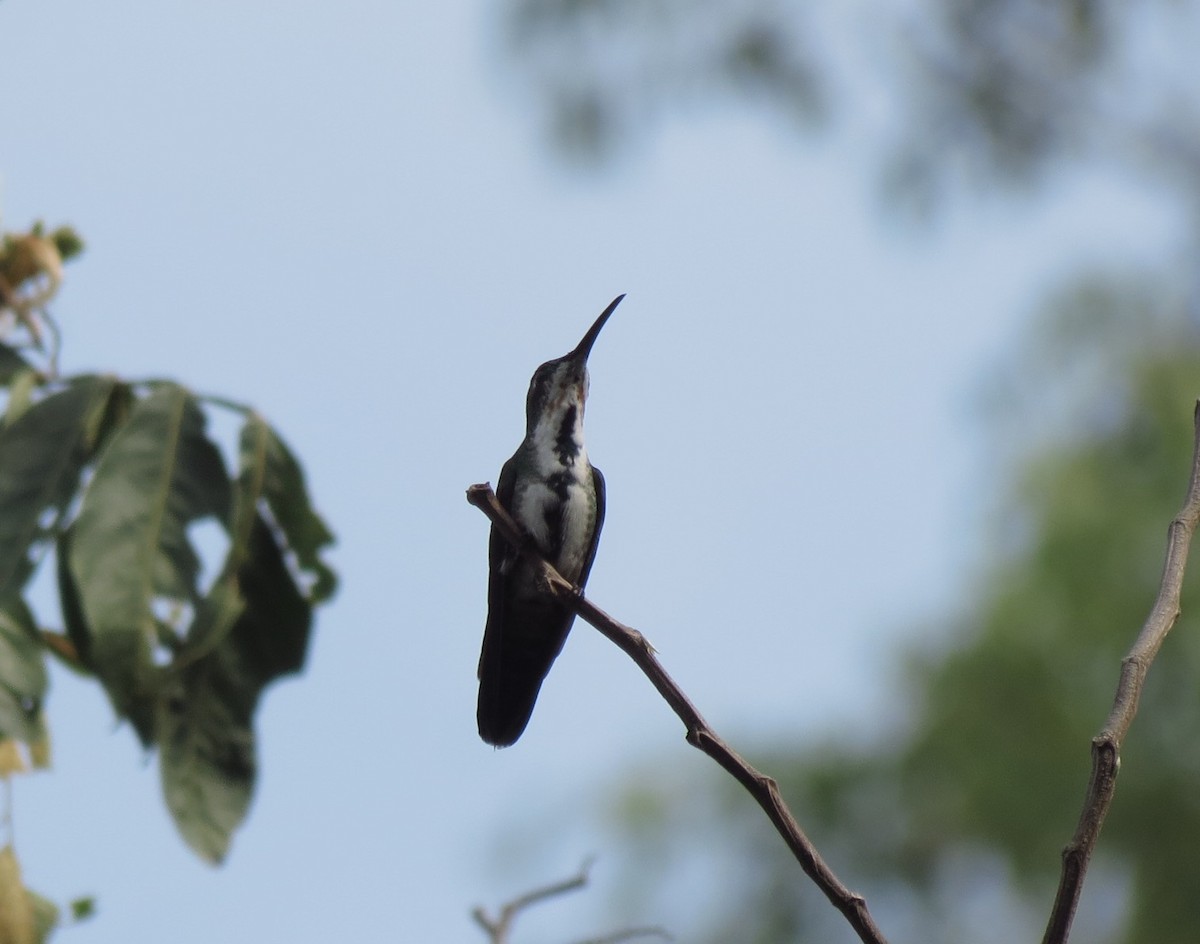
597 288 1200 943
499 0 1200 216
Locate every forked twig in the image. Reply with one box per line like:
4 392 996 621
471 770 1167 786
473 859 592 944
1042 400 1200 944
466 483 888 944
472 858 670 944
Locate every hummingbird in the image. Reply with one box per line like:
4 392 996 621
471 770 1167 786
477 294 624 746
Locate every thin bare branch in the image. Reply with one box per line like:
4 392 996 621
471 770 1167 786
473 858 665 944
473 858 595 944
569 928 673 944
466 483 889 944
1042 400 1200 944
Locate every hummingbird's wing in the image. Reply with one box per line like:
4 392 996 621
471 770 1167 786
483 456 520 649
478 454 518 681
577 464 605 589
476 462 606 747
477 456 547 746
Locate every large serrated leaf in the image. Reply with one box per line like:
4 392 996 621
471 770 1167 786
239 415 337 602
0 376 118 600
69 384 231 733
0 597 47 743
159 515 311 864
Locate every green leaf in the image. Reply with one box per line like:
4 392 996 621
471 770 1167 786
239 414 337 603
69 384 231 738
231 515 314 682
174 576 246 671
0 597 47 743
0 376 119 601
166 408 334 675
158 652 256 866
49 225 84 262
25 715 50 770
169 416 268 665
160 515 312 864
157 416 321 863
68 896 95 922
82 376 134 451
55 526 94 674
2 370 40 426
0 344 32 386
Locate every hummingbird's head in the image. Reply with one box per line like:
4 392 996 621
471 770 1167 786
524 294 624 432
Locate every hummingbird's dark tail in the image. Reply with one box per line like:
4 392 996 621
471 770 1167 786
477 601 574 747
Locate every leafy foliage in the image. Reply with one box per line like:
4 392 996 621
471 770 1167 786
0 375 118 601
69 383 232 742
0 227 337 866
238 413 337 604
159 514 315 863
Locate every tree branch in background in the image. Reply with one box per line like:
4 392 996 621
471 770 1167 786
1042 400 1200 944
471 857 671 944
569 928 673 944
466 484 889 944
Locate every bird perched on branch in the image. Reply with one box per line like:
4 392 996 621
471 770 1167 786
477 295 624 746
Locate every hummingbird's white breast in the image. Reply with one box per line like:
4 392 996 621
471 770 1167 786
513 473 593 579
512 395 595 581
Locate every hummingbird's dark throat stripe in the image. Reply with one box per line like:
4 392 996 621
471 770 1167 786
554 405 581 465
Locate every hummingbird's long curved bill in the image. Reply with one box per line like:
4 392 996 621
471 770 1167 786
568 294 625 362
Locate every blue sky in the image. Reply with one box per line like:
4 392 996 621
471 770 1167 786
0 1 1183 940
